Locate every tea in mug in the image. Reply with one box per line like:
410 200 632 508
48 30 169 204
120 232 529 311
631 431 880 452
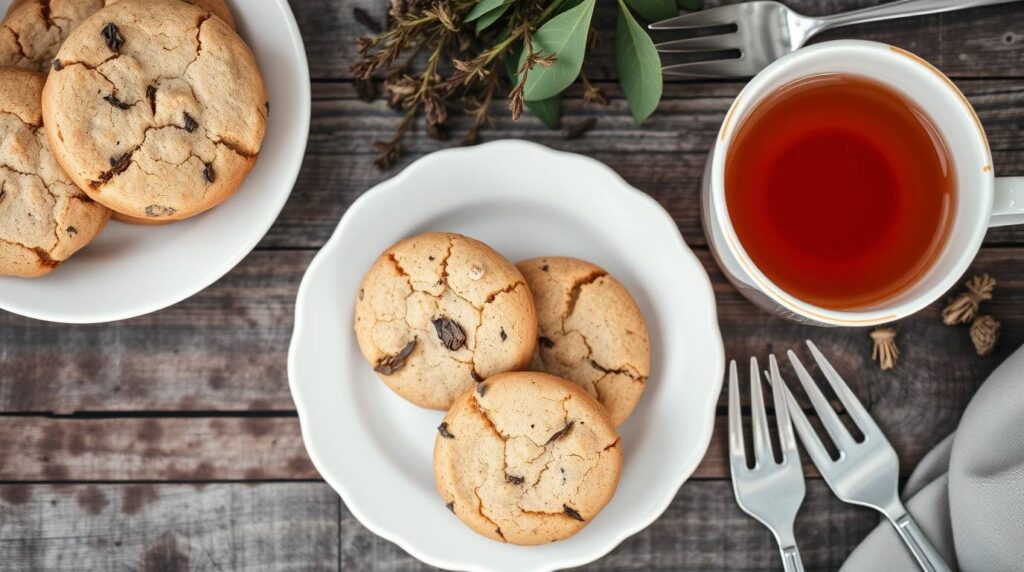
725 74 956 310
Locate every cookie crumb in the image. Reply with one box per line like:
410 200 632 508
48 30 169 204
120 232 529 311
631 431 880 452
468 264 485 280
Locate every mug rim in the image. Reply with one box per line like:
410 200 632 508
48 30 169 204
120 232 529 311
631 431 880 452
710 39 994 326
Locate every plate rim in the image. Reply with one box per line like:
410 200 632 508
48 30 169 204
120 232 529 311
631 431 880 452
288 139 725 571
0 0 311 324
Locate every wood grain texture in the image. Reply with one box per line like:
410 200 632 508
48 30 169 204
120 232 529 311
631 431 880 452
303 0 1024 80
2 248 1020 416
0 412 952 481
0 417 318 482
339 480 879 571
0 484 339 571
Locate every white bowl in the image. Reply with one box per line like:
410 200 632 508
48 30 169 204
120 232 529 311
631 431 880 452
288 140 725 572
0 0 310 323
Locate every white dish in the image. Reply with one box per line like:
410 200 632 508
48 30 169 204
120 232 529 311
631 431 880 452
0 0 310 323
289 140 725 572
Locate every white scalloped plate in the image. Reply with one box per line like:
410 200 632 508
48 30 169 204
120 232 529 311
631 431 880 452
289 140 724 572
0 0 309 323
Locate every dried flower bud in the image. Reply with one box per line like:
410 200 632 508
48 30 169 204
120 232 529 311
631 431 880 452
970 315 1000 356
942 274 996 325
583 82 609 106
423 91 448 126
870 326 899 371
508 83 524 122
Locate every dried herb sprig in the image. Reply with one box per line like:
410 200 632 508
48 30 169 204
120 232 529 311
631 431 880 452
352 0 682 168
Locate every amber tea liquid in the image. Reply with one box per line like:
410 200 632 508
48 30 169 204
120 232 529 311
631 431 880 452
725 74 956 310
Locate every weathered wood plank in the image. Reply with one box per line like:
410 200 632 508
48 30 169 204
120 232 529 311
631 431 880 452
3 248 1021 482
0 417 318 482
0 413 932 481
0 250 306 413
0 481 877 571
0 483 339 571
339 479 878 571
262 81 1024 249
3 247 1020 418
300 0 1024 80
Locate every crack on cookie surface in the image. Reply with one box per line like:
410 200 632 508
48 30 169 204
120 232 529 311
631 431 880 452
562 270 607 322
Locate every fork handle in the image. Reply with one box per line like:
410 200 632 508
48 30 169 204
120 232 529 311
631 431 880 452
889 512 952 572
816 0 1021 33
780 545 804 572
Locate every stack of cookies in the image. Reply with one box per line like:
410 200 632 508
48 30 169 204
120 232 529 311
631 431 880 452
0 0 265 277
355 232 651 545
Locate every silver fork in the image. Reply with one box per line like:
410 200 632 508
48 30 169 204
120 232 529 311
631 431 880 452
729 356 805 572
651 0 1021 77
776 341 950 572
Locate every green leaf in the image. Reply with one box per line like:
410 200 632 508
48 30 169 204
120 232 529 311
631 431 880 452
475 3 512 34
676 0 703 10
616 0 662 123
519 0 595 102
465 0 511 22
526 96 562 129
623 0 677 22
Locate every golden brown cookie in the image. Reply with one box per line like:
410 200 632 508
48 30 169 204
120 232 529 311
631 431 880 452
354 232 538 410
0 67 109 277
517 257 650 426
106 0 235 29
0 0 236 74
0 0 105 73
41 0 265 221
434 371 623 545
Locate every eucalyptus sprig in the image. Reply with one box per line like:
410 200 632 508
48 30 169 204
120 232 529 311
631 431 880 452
352 0 701 169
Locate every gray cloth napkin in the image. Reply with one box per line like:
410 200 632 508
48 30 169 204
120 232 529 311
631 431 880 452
841 344 1024 572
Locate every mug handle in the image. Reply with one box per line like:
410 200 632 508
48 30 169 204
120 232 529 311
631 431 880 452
990 177 1024 227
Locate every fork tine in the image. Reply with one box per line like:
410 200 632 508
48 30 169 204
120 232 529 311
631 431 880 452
768 356 799 461
805 340 879 436
661 58 753 78
749 357 772 466
648 6 738 30
728 360 747 470
777 374 834 470
787 350 857 452
655 33 740 53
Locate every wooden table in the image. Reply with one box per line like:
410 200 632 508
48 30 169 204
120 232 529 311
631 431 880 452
2 1 1022 569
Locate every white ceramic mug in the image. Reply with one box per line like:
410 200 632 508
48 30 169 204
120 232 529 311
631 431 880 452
703 40 1024 327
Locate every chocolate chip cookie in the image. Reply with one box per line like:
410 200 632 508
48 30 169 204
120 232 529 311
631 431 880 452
517 257 650 426
354 232 538 410
41 0 265 221
434 371 623 544
0 0 236 73
0 67 110 277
